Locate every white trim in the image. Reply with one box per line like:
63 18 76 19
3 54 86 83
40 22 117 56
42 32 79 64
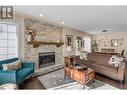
0 21 19 60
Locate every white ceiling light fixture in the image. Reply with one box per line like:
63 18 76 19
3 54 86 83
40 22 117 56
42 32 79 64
39 14 43 17
99 29 110 47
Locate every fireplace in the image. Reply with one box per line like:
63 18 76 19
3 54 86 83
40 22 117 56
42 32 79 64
38 52 55 68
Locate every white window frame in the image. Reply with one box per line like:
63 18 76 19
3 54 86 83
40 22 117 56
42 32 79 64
0 21 19 60
83 37 91 53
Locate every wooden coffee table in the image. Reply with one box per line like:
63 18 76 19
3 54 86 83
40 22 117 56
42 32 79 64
64 66 95 89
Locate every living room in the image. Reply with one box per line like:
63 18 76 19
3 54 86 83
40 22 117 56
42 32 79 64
0 6 127 90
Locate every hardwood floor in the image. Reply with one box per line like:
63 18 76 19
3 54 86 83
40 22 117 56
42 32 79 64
19 77 46 89
19 73 127 89
95 74 127 89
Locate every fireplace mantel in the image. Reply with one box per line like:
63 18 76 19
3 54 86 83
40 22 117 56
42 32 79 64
32 41 64 48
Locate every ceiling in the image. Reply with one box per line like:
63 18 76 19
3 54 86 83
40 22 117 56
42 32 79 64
15 6 127 34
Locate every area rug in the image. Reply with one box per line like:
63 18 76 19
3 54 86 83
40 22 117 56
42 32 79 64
38 69 119 90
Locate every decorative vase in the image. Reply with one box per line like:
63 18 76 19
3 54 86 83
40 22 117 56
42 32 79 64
27 35 34 44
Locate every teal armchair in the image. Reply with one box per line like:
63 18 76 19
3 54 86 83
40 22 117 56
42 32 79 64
0 58 34 85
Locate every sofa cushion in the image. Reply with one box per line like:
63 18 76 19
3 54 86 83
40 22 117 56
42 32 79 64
76 59 95 68
87 53 113 65
16 68 33 81
93 63 119 80
87 53 97 62
84 60 96 64
93 63 118 73
76 59 95 65
96 54 112 65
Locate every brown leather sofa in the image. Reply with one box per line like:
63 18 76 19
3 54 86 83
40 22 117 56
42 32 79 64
76 53 127 83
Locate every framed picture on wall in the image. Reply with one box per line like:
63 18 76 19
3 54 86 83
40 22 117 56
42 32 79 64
77 36 82 48
66 35 73 47
111 39 119 47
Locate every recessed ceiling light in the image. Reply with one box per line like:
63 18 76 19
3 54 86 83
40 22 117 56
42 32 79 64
39 14 43 17
61 22 65 24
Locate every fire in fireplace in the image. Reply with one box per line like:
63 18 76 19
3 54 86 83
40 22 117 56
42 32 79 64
38 52 55 68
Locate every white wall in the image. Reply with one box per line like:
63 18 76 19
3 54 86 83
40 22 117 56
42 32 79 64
63 27 91 56
92 32 127 59
15 14 25 59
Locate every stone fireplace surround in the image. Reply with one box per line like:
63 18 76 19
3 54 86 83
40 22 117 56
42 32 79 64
25 44 64 77
24 18 64 75
33 45 64 76
28 43 64 69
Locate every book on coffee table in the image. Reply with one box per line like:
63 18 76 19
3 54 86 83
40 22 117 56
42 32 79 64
74 65 87 71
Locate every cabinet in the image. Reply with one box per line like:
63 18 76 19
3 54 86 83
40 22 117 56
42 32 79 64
64 55 80 66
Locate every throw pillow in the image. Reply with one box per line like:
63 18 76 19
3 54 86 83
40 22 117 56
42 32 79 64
108 55 117 65
108 55 125 67
2 60 22 71
80 51 88 60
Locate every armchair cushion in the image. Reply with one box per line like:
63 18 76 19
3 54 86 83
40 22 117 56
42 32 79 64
16 68 34 83
22 61 34 68
0 70 16 85
0 58 34 85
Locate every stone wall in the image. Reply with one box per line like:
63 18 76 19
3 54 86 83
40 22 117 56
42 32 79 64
24 18 63 69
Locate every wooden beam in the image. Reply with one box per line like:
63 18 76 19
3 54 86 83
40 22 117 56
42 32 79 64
32 41 64 48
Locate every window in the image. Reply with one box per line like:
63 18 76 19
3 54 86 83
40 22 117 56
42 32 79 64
0 22 18 61
83 37 91 53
